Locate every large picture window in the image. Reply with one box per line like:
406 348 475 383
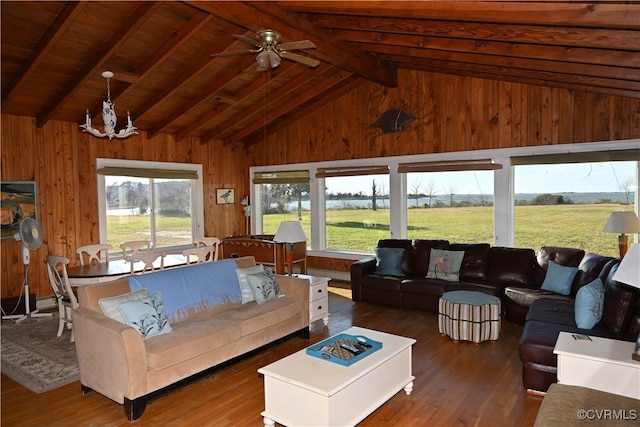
97 159 203 256
513 159 637 255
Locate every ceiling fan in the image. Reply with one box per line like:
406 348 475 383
211 29 320 71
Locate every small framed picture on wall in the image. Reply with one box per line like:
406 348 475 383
216 188 234 204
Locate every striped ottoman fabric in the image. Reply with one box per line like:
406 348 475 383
438 290 501 343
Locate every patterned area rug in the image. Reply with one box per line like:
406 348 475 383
1 314 79 393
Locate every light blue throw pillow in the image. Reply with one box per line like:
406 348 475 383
540 261 578 296
236 264 265 304
117 291 172 339
575 278 605 329
374 247 405 276
246 269 281 305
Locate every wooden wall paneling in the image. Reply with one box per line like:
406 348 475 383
589 93 611 142
631 98 640 137
486 79 501 148
552 88 573 144
76 132 99 249
469 77 484 151
458 75 472 151
572 91 587 144
539 86 553 146
526 85 542 146
498 82 512 148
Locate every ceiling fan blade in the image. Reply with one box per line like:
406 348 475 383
211 49 260 58
233 34 262 48
278 40 316 51
278 51 320 67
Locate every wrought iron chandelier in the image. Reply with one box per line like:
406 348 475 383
79 71 137 140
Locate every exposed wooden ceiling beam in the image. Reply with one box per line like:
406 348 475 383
393 56 640 99
1 2 87 103
185 0 398 88
213 64 340 142
332 29 640 69
369 45 640 83
308 14 640 50
229 66 358 144
241 75 366 147
280 1 640 29
35 2 161 128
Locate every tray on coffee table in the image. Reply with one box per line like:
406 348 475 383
306 333 383 366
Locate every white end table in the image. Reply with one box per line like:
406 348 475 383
554 331 640 399
295 274 330 326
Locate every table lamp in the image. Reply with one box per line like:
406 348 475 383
274 221 306 275
603 211 640 257
612 242 640 361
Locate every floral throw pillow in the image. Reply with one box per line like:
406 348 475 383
426 249 465 282
117 291 172 339
246 269 281 305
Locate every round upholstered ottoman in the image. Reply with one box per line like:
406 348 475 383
438 290 501 343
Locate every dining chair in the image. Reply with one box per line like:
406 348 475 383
120 240 152 259
127 250 165 274
76 243 113 265
45 255 78 342
182 246 213 264
194 237 221 261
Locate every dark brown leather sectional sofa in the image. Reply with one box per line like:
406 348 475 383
350 239 640 393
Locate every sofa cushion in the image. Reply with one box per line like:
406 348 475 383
574 278 604 329
118 291 172 339
377 239 413 274
426 249 465 282
486 246 537 287
505 287 573 309
571 253 615 296
411 239 449 277
236 264 265 304
374 247 405 276
246 269 281 304
449 243 490 281
216 295 301 336
537 246 585 270
145 317 240 370
540 261 579 296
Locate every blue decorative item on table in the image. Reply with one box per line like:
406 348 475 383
306 333 383 366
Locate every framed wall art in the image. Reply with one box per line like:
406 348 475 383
216 188 235 204
1 181 38 239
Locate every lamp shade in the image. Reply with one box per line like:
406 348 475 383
603 211 640 233
274 221 306 243
613 243 640 290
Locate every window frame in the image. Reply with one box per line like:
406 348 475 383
97 158 204 257
251 139 638 259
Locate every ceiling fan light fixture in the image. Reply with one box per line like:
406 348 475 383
256 50 268 69
269 51 281 68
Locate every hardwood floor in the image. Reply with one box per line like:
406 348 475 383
1 287 543 426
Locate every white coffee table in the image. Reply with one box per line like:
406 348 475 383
258 326 416 427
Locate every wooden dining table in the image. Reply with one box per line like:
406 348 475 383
66 254 188 286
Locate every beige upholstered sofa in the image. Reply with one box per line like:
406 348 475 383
73 256 309 420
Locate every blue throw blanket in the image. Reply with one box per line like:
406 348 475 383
129 259 242 321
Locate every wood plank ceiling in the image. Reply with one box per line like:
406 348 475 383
2 1 639 146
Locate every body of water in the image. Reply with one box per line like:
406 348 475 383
284 191 632 210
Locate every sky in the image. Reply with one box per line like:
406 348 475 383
325 161 637 196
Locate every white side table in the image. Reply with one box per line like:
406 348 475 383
296 274 330 326
554 331 640 399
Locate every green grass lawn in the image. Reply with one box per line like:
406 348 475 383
109 203 629 257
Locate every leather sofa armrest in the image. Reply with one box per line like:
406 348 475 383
350 257 377 301
73 307 148 403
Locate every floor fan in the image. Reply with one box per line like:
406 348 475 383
3 217 52 322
